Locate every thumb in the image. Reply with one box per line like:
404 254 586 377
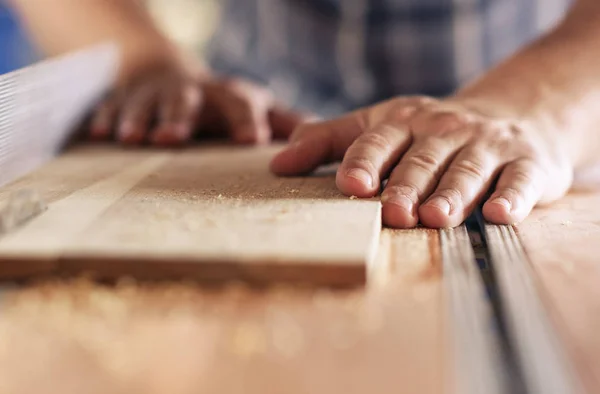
268 107 319 140
269 111 366 176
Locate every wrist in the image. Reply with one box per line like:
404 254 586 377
115 38 208 86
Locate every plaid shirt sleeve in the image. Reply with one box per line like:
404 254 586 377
206 0 571 118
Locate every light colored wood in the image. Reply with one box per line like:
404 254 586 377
0 228 446 394
484 224 581 394
517 190 600 393
0 145 381 286
440 226 506 394
0 146 157 278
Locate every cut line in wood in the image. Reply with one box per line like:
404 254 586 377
483 224 582 394
440 226 507 394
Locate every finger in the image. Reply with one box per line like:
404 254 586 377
206 80 272 145
117 85 159 145
418 145 503 228
381 137 467 228
482 159 548 224
150 84 202 146
270 98 422 177
89 95 119 140
336 122 412 198
269 112 366 176
268 107 319 140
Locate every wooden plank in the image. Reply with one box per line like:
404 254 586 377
0 145 161 204
0 146 156 278
517 191 600 393
440 226 506 394
0 228 446 394
0 145 381 286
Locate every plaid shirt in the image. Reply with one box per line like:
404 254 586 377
207 0 571 118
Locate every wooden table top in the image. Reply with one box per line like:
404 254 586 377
1 146 600 394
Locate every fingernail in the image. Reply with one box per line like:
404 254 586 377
382 194 414 213
346 168 373 188
426 197 451 215
489 197 512 212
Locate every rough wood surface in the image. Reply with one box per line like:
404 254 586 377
0 145 381 286
0 228 446 394
517 190 600 394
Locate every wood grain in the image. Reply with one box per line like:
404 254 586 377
0 145 381 286
440 226 506 394
0 228 446 394
517 190 600 393
0 147 158 278
484 224 580 394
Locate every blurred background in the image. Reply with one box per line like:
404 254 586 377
0 0 220 74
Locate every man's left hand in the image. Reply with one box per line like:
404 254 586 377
270 96 573 228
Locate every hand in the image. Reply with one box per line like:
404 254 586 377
270 96 574 228
89 54 309 146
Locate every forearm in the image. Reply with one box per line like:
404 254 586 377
455 0 600 169
9 0 191 84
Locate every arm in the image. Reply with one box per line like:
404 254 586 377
271 0 600 228
455 0 600 170
8 0 193 84
8 0 306 146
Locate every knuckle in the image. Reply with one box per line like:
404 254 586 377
435 111 471 129
512 170 535 187
359 131 393 152
411 95 436 107
496 187 525 203
451 158 486 180
434 188 464 205
383 184 421 200
411 111 471 136
344 157 378 174
405 150 440 173
388 106 417 122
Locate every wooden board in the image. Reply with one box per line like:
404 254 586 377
0 145 381 286
0 228 447 394
517 190 600 393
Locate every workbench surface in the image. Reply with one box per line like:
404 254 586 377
0 145 598 394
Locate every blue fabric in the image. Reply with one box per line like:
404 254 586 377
0 3 37 74
207 0 571 117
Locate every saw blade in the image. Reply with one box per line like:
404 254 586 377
0 43 119 188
